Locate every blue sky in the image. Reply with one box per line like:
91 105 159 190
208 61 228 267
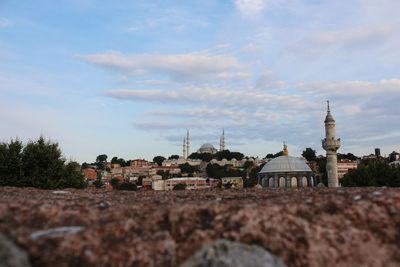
1 0 400 163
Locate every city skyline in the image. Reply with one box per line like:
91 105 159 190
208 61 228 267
1 0 400 163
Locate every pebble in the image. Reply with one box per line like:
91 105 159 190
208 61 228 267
52 190 71 195
98 201 111 209
372 191 382 197
30 226 84 240
353 195 362 201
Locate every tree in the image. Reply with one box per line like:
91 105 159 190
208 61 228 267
179 163 196 174
213 150 244 161
96 154 108 163
109 177 120 189
173 183 187 190
189 152 213 162
302 148 317 162
342 161 400 187
169 155 180 160
337 153 358 161
0 139 23 186
153 156 166 166
0 136 86 189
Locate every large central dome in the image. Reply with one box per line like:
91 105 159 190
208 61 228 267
259 155 312 174
197 143 218 154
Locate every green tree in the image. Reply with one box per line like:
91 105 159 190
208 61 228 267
0 136 86 189
173 183 187 190
342 161 400 187
189 152 213 162
179 163 196 174
169 155 180 160
96 154 108 163
153 156 166 166
0 139 23 186
109 177 120 189
302 148 317 162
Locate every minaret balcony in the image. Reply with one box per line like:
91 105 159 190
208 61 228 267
322 138 341 151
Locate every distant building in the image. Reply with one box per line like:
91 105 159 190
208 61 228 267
130 159 150 167
375 148 381 157
82 168 97 181
152 177 219 191
259 144 314 188
221 177 243 188
337 160 358 180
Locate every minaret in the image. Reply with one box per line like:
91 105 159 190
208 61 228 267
322 101 341 187
219 129 225 151
186 130 190 158
183 136 187 159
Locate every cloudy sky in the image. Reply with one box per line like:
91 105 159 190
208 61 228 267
1 0 400 162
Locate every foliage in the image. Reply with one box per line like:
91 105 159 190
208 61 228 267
96 154 108 163
157 170 170 180
111 157 128 167
173 183 187 190
0 137 87 189
302 148 317 161
341 161 400 187
188 152 213 162
153 156 166 166
206 163 244 179
93 179 104 189
109 177 120 189
244 164 263 188
179 163 196 174
243 160 254 170
117 182 138 191
337 153 358 161
168 155 180 160
213 150 244 161
266 151 283 159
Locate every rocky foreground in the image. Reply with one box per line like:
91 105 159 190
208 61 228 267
0 187 399 267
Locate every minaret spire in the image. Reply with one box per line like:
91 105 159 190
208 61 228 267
183 136 187 159
186 130 190 158
322 101 341 187
219 129 225 151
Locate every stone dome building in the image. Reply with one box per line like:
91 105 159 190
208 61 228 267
258 144 314 188
197 143 218 154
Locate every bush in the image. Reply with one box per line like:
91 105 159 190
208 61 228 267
342 161 400 187
117 182 138 191
173 183 187 190
0 137 87 189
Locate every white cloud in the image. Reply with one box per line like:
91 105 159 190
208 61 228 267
80 52 242 82
0 18 12 28
235 0 267 16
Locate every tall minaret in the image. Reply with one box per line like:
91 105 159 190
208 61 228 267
219 129 225 151
186 130 190 158
183 136 187 159
322 101 341 187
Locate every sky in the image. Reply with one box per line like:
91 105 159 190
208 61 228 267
1 0 400 163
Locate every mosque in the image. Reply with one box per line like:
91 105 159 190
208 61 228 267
258 101 340 188
258 143 314 188
183 130 226 159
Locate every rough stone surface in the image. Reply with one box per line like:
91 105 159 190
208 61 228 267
180 239 286 267
0 187 400 267
0 234 31 267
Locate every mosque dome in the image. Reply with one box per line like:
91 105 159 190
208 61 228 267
259 155 312 174
198 143 218 154
200 143 215 150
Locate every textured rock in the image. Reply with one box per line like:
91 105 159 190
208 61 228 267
180 239 286 267
0 234 31 267
0 187 400 267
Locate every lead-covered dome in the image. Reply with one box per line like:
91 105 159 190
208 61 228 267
260 155 312 174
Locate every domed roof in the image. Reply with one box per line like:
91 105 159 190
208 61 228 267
200 143 215 149
259 156 312 174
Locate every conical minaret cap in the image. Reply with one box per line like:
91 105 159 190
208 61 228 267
324 100 335 123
